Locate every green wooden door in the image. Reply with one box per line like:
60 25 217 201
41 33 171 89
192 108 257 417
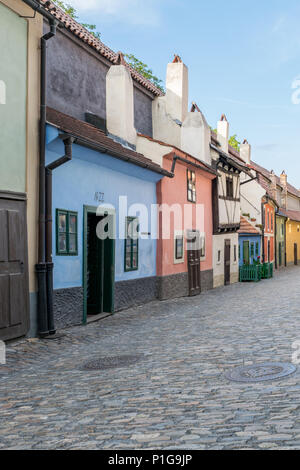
243 241 250 265
83 206 115 323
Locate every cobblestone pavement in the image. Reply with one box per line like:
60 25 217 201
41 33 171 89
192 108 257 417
1 266 300 450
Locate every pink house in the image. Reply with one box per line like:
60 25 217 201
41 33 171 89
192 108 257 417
155 145 216 299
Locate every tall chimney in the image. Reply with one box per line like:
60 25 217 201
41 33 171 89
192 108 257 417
165 55 188 123
280 171 288 209
269 170 277 202
240 139 251 165
217 114 229 153
106 53 136 146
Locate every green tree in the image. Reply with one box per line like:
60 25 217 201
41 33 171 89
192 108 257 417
124 54 164 92
54 1 101 39
229 134 241 151
54 2 164 92
212 129 241 151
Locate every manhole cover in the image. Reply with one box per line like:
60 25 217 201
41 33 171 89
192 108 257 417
225 362 297 383
82 355 143 371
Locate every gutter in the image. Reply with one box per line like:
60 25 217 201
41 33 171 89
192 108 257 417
45 137 74 334
55 133 174 178
171 154 217 177
22 0 62 23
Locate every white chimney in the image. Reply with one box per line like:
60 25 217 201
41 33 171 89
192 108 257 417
280 171 288 209
181 103 211 165
165 55 188 123
217 114 229 153
106 53 136 146
240 139 251 165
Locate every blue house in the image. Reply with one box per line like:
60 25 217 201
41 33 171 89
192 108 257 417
238 217 261 266
45 107 171 329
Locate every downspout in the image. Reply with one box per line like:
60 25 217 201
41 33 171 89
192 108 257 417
36 20 58 337
45 137 74 334
275 208 278 270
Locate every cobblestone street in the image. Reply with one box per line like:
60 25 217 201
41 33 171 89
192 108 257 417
0 266 300 450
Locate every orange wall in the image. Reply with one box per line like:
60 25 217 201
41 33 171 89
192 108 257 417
264 202 275 262
157 155 214 277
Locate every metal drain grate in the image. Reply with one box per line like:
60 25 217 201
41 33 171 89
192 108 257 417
225 362 297 383
82 354 143 371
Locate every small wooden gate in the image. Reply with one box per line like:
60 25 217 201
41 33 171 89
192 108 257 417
187 230 201 296
224 239 231 286
0 194 29 341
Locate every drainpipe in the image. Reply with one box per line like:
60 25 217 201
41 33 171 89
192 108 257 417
36 20 58 337
45 137 74 334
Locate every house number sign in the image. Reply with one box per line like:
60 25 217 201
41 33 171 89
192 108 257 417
94 192 105 203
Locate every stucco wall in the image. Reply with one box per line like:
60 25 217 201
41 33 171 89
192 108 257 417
45 27 154 137
156 156 214 278
286 220 300 264
240 172 265 226
0 1 27 193
0 1 42 335
213 233 239 288
46 126 161 290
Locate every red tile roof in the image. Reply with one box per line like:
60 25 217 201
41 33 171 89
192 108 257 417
251 161 300 198
39 0 163 97
138 133 217 176
280 209 300 223
46 107 172 177
238 217 261 235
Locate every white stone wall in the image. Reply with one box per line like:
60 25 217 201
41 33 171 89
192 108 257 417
240 171 265 227
218 172 241 226
136 136 173 167
213 233 239 288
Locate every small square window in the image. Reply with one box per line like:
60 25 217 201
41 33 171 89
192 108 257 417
187 170 196 203
124 217 139 272
56 210 78 256
175 236 184 260
226 178 234 198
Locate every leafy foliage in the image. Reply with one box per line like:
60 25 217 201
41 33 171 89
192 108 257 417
124 54 164 92
229 134 241 151
54 1 101 39
54 2 163 91
212 129 241 151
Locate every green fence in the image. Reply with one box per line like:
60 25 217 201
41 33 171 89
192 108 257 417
239 265 262 282
239 263 274 282
261 262 274 279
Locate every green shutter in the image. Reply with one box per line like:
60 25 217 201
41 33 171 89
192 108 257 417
56 209 78 256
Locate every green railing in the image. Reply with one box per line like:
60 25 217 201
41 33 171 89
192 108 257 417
239 265 262 282
261 262 274 279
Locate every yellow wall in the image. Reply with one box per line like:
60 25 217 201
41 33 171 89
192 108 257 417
1 0 42 293
286 219 300 264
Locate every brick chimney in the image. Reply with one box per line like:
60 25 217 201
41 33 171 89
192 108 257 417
240 139 251 165
165 55 189 123
217 114 229 153
106 53 136 146
269 170 277 202
280 171 288 209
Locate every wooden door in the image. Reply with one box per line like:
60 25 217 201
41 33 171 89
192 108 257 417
187 230 201 296
87 212 104 315
224 239 231 286
0 197 29 341
294 243 298 266
243 241 249 265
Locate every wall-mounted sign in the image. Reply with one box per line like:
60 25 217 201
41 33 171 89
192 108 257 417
94 192 105 203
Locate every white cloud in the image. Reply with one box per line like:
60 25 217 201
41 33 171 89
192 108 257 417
70 0 161 26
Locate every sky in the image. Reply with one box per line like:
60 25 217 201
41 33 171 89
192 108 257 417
68 0 300 187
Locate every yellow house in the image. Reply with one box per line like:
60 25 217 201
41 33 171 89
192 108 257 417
282 211 300 265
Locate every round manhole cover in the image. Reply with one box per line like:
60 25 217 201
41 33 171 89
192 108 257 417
225 362 297 383
82 355 143 371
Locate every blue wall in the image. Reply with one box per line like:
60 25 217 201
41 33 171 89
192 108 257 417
46 125 162 290
239 235 261 266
